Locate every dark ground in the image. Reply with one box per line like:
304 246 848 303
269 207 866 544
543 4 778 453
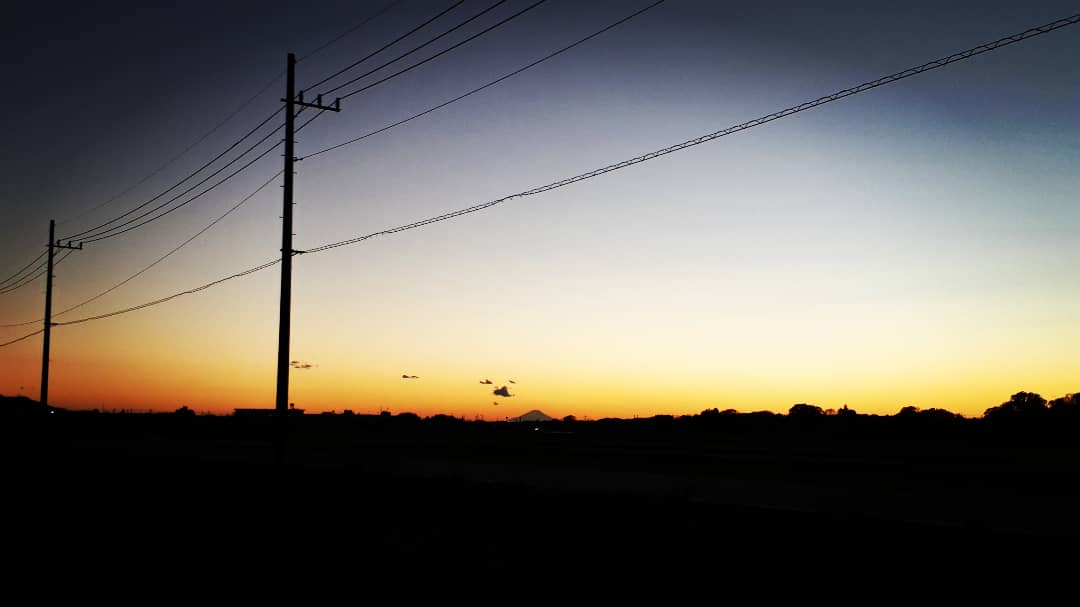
5 407 1077 591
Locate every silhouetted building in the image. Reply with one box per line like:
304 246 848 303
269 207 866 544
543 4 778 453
233 407 304 417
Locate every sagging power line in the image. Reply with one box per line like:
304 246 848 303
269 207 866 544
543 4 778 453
10 12 1071 342
300 0 668 161
0 249 74 296
0 173 283 328
0 106 325 328
58 0 402 231
304 0 468 92
65 109 286 242
333 0 550 101
0 251 47 288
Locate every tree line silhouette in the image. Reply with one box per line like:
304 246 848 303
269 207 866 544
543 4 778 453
2 390 1078 430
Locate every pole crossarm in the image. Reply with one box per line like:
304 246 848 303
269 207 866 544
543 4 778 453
284 90 341 113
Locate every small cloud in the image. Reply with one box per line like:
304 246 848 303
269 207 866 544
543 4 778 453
402 374 419 379
508 379 516 384
493 386 513 398
479 379 493 385
290 360 315 370
492 401 499 406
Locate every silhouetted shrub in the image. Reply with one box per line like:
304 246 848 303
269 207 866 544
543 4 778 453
788 403 824 418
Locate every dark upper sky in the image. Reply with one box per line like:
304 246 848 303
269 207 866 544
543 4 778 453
5 1 1076 226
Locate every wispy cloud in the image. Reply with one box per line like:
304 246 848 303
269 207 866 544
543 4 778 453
402 374 419 379
479 379 493 384
290 360 315 370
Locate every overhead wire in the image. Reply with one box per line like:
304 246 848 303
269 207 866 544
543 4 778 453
333 0 549 100
298 0 408 63
13 12 1075 333
57 0 403 231
0 250 75 296
300 0 667 161
0 267 47 295
0 251 48 288
303 0 467 92
63 39 356 245
0 107 326 327
3 0 403 283
79 138 283 243
303 13 1080 252
53 259 283 327
0 329 44 348
63 108 285 242
0 172 283 328
60 99 282 231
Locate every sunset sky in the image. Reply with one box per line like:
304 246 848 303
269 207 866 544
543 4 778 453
1 0 1077 419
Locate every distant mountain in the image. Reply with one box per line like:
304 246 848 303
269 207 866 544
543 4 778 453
512 409 553 422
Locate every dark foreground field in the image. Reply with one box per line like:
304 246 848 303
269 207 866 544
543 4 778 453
5 408 1078 589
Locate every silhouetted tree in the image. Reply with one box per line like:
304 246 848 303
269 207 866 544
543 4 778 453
428 414 459 424
983 392 1048 420
921 408 960 421
562 415 576 423
788 403 824 418
1049 393 1080 421
836 404 857 418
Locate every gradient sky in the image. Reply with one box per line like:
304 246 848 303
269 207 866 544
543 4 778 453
1 0 1077 419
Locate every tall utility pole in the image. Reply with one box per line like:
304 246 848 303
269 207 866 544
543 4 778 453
40 219 82 407
275 53 341 421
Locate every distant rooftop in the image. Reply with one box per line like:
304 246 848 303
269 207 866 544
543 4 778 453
233 408 304 417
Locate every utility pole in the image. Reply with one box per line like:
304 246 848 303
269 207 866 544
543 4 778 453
275 53 340 434
40 219 82 407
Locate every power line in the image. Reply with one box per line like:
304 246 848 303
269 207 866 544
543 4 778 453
59 97 282 232
0 250 74 296
1 109 324 326
0 110 326 326
304 13 1080 253
62 107 285 241
53 259 283 326
335 0 549 100
303 0 467 92
0 329 43 349
300 0 668 161
0 251 47 288
0 172 282 328
26 13 1079 331
298 0 409 63
57 1 403 232
76 122 286 243
0 266 47 295
78 103 328 244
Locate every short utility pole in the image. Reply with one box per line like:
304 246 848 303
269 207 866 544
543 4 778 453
41 219 82 407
